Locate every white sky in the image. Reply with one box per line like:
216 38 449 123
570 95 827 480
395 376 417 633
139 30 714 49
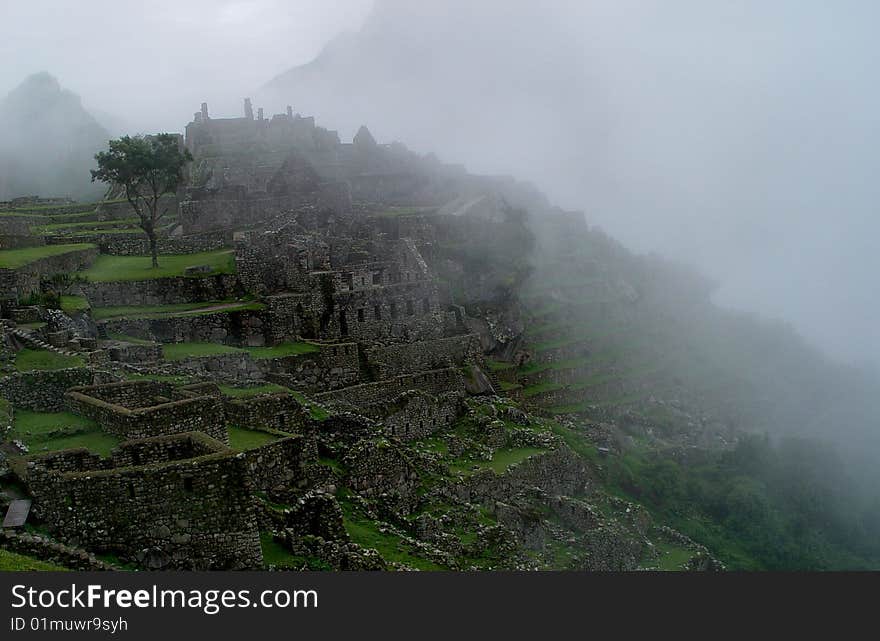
0 0 374 131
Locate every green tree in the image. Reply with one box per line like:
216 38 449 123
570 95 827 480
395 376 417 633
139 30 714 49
91 134 192 267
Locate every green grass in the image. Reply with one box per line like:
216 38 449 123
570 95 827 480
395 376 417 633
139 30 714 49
92 300 262 321
260 533 332 570
549 422 599 462
642 542 694 571
486 359 515 372
219 384 292 398
0 548 68 571
10 410 119 457
246 342 320 359
163 342 242 361
30 218 139 234
450 447 547 475
14 349 83 372
521 382 565 398
338 496 445 570
0 243 96 269
78 249 235 282
227 425 282 451
290 391 331 421
60 295 90 314
163 341 319 362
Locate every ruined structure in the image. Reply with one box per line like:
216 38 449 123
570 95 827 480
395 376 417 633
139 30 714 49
0 101 724 573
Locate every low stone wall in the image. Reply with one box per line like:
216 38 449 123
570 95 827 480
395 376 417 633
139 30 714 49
25 437 262 570
243 433 318 493
0 530 116 571
455 448 591 505
94 233 227 256
65 381 228 443
0 234 44 250
365 334 482 379
80 273 240 307
110 431 225 468
105 341 163 364
343 438 420 513
166 352 264 381
100 307 269 347
265 342 360 393
0 246 98 301
362 389 464 442
224 393 310 434
0 368 119 412
314 367 465 410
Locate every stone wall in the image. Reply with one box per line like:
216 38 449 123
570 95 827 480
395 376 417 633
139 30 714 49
455 448 591 505
100 307 269 347
314 367 465 410
262 279 447 343
343 438 420 513
264 342 360 393
80 273 240 307
65 381 228 443
242 433 318 493
365 334 482 379
0 368 119 412
0 245 98 301
363 389 464 442
25 435 262 570
224 393 310 434
0 529 115 571
164 352 264 381
89 233 227 256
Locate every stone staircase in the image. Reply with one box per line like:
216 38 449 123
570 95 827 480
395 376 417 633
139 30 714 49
2 321 80 358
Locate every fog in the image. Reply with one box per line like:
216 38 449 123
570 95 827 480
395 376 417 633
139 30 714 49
2 0 878 368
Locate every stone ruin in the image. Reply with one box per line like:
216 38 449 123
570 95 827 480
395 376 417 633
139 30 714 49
0 100 723 572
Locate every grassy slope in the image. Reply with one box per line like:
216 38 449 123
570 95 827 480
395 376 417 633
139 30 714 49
0 549 68 571
0 243 96 269
78 249 235 282
227 426 282 451
10 410 119 457
92 300 263 321
14 349 83 371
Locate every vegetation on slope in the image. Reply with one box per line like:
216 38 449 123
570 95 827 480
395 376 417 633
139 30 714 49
78 249 235 281
0 243 96 268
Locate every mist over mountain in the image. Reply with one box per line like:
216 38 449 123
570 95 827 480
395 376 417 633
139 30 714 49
0 72 109 201
261 0 880 368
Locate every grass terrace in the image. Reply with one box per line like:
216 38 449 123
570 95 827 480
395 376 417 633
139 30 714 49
60 295 90 314
14 349 83 372
92 300 263 321
163 341 320 362
227 425 283 451
337 492 445 570
30 218 139 234
0 243 96 269
219 383 292 398
78 249 235 282
0 549 68 572
10 410 119 457
449 447 547 476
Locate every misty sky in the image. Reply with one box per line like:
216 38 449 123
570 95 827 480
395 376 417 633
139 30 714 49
2 0 878 367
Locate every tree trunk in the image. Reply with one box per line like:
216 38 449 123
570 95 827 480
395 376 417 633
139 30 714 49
148 229 158 268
